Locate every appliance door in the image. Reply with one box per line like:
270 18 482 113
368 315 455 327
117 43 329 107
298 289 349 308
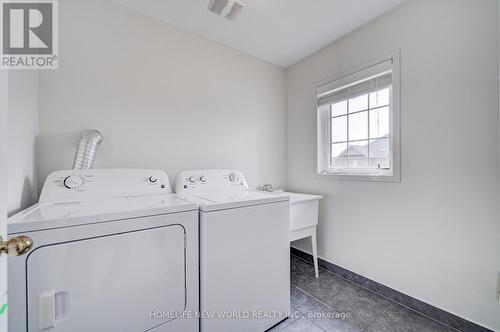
200 201 290 332
26 225 186 332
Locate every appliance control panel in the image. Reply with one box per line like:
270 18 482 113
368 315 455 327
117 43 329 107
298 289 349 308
174 169 248 194
39 169 171 203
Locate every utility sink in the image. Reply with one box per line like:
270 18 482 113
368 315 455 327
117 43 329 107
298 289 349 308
271 192 323 233
270 191 323 277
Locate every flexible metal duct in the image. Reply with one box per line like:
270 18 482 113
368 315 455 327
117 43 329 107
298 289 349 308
72 130 103 170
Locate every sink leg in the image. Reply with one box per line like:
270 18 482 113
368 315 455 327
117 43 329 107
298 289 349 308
311 231 319 278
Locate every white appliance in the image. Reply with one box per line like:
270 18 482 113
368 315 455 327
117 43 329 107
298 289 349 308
8 169 199 332
174 169 290 332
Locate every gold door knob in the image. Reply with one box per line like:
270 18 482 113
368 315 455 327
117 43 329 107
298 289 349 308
0 236 33 256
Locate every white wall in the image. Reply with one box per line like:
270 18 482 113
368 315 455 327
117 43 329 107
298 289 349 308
37 0 286 189
286 0 500 330
7 72 38 216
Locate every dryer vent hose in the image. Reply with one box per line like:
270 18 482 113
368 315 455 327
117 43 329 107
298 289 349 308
72 130 103 170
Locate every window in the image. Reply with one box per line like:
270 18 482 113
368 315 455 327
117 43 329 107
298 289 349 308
317 51 400 181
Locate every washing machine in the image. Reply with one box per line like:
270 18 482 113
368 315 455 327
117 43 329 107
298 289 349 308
8 169 199 332
174 169 290 332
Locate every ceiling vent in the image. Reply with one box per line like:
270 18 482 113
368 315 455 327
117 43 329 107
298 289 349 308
208 0 244 20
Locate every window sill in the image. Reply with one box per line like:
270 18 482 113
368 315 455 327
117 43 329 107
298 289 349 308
317 172 400 183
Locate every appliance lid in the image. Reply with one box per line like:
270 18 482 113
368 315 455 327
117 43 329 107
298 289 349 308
8 194 197 234
188 190 289 212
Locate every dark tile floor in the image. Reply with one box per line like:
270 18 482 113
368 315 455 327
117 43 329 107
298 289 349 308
269 255 457 332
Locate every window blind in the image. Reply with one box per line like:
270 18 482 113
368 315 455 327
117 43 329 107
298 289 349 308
317 58 393 107
318 72 392 106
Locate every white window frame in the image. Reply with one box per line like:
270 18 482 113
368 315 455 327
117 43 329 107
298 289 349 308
316 50 401 182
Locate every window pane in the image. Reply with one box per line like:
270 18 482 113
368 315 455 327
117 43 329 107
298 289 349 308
347 140 368 168
331 100 347 117
369 138 390 169
348 111 368 141
349 94 368 113
332 143 348 168
331 115 347 143
369 87 390 108
369 106 389 139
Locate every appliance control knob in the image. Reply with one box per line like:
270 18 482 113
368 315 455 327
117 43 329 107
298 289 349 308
199 176 207 183
188 176 197 183
148 176 157 183
229 173 237 182
63 175 83 189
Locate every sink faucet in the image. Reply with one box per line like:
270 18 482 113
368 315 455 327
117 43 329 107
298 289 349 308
262 184 273 192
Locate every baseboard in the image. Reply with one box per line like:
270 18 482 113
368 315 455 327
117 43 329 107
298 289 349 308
290 247 493 332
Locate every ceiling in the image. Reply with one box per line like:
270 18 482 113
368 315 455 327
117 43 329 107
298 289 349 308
113 0 407 68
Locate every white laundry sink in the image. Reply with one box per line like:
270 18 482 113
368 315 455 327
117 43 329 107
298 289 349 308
271 192 323 233
270 191 322 277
